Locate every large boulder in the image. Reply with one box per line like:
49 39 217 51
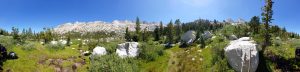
180 30 196 45
116 42 139 58
202 31 212 39
50 40 67 45
59 40 67 45
224 37 259 72
50 41 58 45
92 46 107 56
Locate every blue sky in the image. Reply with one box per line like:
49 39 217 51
0 0 299 33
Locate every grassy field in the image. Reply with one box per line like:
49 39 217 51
1 34 300 72
2 41 90 72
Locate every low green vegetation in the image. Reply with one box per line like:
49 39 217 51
1 1 300 71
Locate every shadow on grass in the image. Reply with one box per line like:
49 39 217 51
262 51 300 72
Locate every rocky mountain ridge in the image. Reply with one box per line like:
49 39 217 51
53 20 159 34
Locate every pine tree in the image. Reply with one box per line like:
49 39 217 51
249 16 260 34
135 17 141 34
12 27 21 43
134 17 141 42
125 27 131 41
262 0 273 48
200 36 205 48
257 0 274 71
175 19 182 43
28 28 33 38
166 20 174 43
153 26 160 41
66 33 71 46
142 27 149 42
159 21 164 36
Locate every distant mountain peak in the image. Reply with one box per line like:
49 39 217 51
53 20 159 34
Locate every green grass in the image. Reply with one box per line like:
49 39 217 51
2 41 89 72
139 50 170 72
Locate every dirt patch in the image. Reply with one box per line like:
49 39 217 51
38 56 86 72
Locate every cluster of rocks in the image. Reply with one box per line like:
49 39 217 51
49 40 68 45
179 30 213 47
89 42 139 58
224 37 259 72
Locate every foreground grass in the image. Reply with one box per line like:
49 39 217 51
2 42 89 72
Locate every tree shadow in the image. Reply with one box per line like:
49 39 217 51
264 52 300 71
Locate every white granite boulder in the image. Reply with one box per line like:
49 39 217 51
59 40 67 45
50 40 67 45
92 46 107 56
202 31 212 39
180 30 196 45
224 37 259 72
50 41 58 45
116 42 139 58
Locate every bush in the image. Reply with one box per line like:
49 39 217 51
86 40 98 51
89 54 139 72
138 42 164 61
209 35 232 70
99 42 119 54
212 59 235 72
210 40 227 65
21 42 36 51
0 35 14 51
45 42 65 51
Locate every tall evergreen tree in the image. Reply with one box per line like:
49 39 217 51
262 0 273 48
166 20 174 43
200 36 205 48
28 28 33 38
125 27 131 41
142 27 149 42
249 16 260 34
135 17 141 34
175 19 182 42
134 17 141 42
257 0 274 71
66 33 71 46
12 27 21 42
159 21 164 36
153 26 160 41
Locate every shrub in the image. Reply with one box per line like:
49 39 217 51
89 54 139 72
21 42 36 51
209 35 230 69
99 42 118 54
0 35 14 51
45 42 65 51
138 42 164 61
212 59 235 72
86 40 98 51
